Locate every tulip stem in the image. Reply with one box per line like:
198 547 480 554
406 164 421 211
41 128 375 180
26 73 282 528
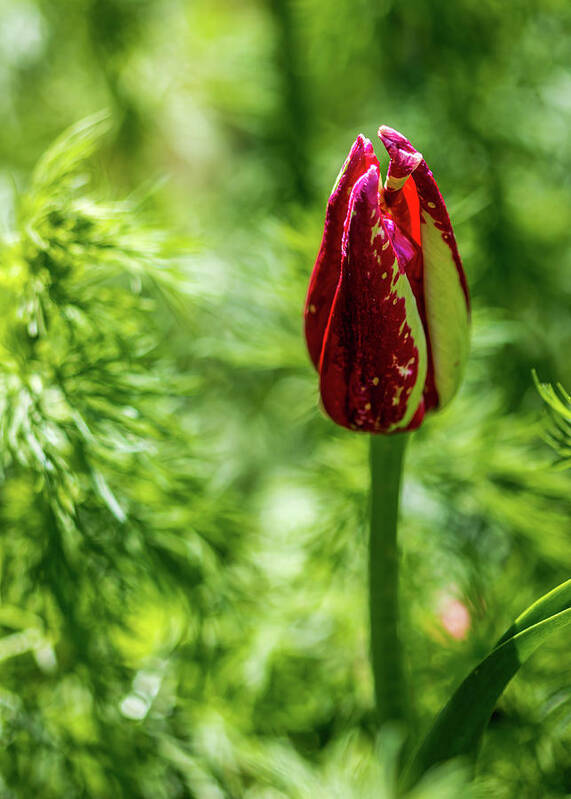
369 432 408 729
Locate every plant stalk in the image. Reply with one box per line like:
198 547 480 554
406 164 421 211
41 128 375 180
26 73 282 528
369 432 408 727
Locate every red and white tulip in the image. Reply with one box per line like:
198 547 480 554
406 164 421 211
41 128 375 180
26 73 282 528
305 126 470 433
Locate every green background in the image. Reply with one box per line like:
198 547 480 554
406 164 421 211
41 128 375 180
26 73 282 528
0 0 569 796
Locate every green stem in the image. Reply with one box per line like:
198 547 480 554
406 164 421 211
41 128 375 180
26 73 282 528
369 433 408 727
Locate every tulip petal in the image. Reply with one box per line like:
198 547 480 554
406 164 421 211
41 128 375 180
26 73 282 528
304 135 378 369
319 165 427 433
378 126 470 409
382 215 440 414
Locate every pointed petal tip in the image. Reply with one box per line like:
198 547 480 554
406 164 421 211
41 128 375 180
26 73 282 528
355 162 380 204
377 125 412 149
345 163 380 223
341 163 380 254
378 125 423 178
353 133 376 159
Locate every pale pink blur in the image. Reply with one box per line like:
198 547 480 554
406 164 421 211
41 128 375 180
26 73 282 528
439 596 471 641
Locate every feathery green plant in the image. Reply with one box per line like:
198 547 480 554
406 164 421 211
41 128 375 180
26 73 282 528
533 371 571 469
0 114 247 798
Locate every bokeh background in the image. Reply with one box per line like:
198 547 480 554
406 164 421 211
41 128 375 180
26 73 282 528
0 0 569 796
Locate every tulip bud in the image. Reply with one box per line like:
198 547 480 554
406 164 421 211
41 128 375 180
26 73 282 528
304 126 470 433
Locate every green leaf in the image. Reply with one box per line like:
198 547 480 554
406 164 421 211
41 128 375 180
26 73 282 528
494 578 571 647
402 580 571 788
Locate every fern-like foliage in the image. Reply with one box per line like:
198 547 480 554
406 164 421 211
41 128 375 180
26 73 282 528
533 370 571 469
0 115 246 798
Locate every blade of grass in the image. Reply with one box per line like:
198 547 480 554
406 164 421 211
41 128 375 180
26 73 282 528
402 581 571 788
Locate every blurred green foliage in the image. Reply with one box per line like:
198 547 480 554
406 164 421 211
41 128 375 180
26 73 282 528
0 0 569 797
534 371 571 468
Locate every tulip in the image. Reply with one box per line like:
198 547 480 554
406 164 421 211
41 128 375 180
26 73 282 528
305 126 470 433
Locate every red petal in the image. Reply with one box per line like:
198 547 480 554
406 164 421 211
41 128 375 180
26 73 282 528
319 166 427 433
378 126 470 411
378 126 469 309
304 135 378 369
401 176 421 246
